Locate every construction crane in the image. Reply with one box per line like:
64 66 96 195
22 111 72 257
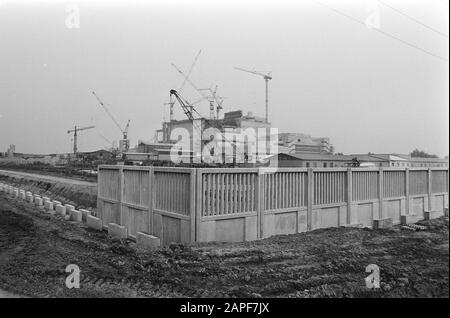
172 63 225 119
166 50 202 121
199 85 226 119
67 125 95 155
171 63 208 106
234 67 272 123
91 91 130 153
170 89 244 165
170 89 195 121
169 89 204 163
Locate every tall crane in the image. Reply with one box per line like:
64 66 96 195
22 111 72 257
67 125 95 155
166 50 202 121
234 67 272 123
199 85 226 119
170 89 244 165
172 63 225 119
91 91 130 153
170 89 195 121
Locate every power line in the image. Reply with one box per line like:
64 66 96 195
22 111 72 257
378 0 448 38
311 0 448 62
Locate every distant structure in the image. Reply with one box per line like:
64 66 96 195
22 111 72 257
263 153 449 168
141 110 271 163
74 150 114 162
158 110 270 144
0 148 114 166
132 104 336 165
264 153 353 168
276 133 333 154
350 153 449 168
7 144 15 158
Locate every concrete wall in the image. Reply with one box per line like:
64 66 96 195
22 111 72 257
98 166 449 245
97 166 195 246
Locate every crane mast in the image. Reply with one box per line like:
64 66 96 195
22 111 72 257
172 63 225 119
166 50 202 122
169 89 195 121
67 125 95 155
234 66 272 123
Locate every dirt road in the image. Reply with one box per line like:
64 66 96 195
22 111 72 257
0 193 448 298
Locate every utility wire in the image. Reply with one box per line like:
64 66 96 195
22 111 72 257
378 0 448 38
311 0 448 62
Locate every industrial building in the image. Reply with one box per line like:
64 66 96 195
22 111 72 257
261 152 449 168
157 110 270 143
263 153 355 168
351 153 449 168
145 110 273 164
276 133 334 154
136 107 335 166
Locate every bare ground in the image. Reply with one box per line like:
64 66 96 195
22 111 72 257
0 193 448 298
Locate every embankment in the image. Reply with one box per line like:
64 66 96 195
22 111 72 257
0 169 97 210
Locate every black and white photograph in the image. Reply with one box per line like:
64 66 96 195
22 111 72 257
0 0 448 304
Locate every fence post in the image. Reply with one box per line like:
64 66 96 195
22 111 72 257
119 166 124 226
97 167 103 221
195 169 203 242
378 168 383 219
405 168 410 215
427 168 432 211
190 168 197 243
147 166 154 236
307 168 314 231
256 169 263 239
346 168 352 225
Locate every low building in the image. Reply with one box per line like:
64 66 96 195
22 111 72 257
263 153 355 168
407 157 449 168
351 154 449 168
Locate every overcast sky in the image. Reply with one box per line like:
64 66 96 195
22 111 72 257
0 0 448 157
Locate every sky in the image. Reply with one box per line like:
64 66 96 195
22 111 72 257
0 0 448 157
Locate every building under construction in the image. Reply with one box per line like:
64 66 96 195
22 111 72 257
128 108 334 166
131 110 271 165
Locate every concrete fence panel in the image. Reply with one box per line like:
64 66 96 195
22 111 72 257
97 166 196 246
196 168 259 243
262 169 308 239
97 166 449 245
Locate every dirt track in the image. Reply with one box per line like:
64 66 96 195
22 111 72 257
0 193 448 298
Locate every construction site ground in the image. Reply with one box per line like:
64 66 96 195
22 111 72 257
0 191 448 298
